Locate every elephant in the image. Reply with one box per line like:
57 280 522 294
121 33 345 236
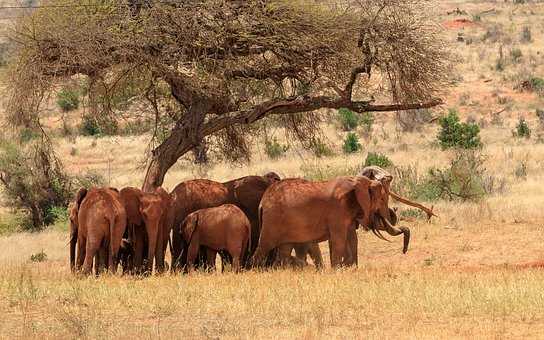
119 186 173 274
170 179 231 271
180 204 251 273
251 176 410 268
70 187 127 275
221 172 281 266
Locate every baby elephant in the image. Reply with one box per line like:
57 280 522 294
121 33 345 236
181 204 251 273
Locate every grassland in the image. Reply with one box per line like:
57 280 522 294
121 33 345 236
2 0 544 339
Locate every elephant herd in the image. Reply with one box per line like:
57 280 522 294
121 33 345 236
69 167 435 275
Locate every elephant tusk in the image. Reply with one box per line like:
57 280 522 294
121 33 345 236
389 191 437 220
372 225 392 243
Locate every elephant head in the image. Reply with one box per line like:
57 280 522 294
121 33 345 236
340 176 410 254
69 187 88 272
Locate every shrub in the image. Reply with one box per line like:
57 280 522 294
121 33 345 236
536 109 544 126
364 152 393 168
360 112 374 133
437 109 482 149
57 88 80 112
80 115 102 136
342 132 361 154
513 117 531 138
337 108 358 131
0 138 73 230
425 150 488 201
30 250 47 263
79 114 118 136
265 137 288 159
517 77 544 93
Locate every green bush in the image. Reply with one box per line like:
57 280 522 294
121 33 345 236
265 137 288 159
337 108 358 131
57 88 80 112
364 152 393 168
437 109 482 149
513 117 531 138
510 48 523 63
342 132 361 154
79 114 118 136
425 150 488 201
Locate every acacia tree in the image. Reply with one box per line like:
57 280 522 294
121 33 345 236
6 0 451 191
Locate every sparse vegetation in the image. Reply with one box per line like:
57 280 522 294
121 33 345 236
264 137 288 160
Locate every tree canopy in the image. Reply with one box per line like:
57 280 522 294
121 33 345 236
6 0 452 190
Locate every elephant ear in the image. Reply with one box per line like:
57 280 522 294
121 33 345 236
75 187 88 209
181 213 199 242
353 177 376 228
233 177 269 214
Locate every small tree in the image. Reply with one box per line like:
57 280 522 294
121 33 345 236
513 117 531 138
438 109 482 149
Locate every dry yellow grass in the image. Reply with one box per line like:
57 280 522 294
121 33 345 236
2 1 544 338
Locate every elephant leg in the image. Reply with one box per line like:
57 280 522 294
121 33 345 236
155 226 167 274
205 248 217 272
186 234 200 273
278 244 294 267
309 243 324 269
293 244 309 266
109 219 126 274
145 224 159 275
329 225 348 268
171 227 183 271
219 250 232 273
83 237 101 275
343 228 358 267
95 246 107 276
76 235 86 271
132 226 146 275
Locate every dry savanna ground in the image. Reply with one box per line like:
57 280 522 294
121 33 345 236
2 0 544 339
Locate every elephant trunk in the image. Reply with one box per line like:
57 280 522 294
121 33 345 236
381 216 411 254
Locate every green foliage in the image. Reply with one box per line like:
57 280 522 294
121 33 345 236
30 250 47 263
0 212 25 235
337 108 358 131
265 137 288 159
364 152 393 168
342 133 361 154
360 112 374 133
79 114 118 136
513 117 531 139
437 109 482 149
56 88 80 112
